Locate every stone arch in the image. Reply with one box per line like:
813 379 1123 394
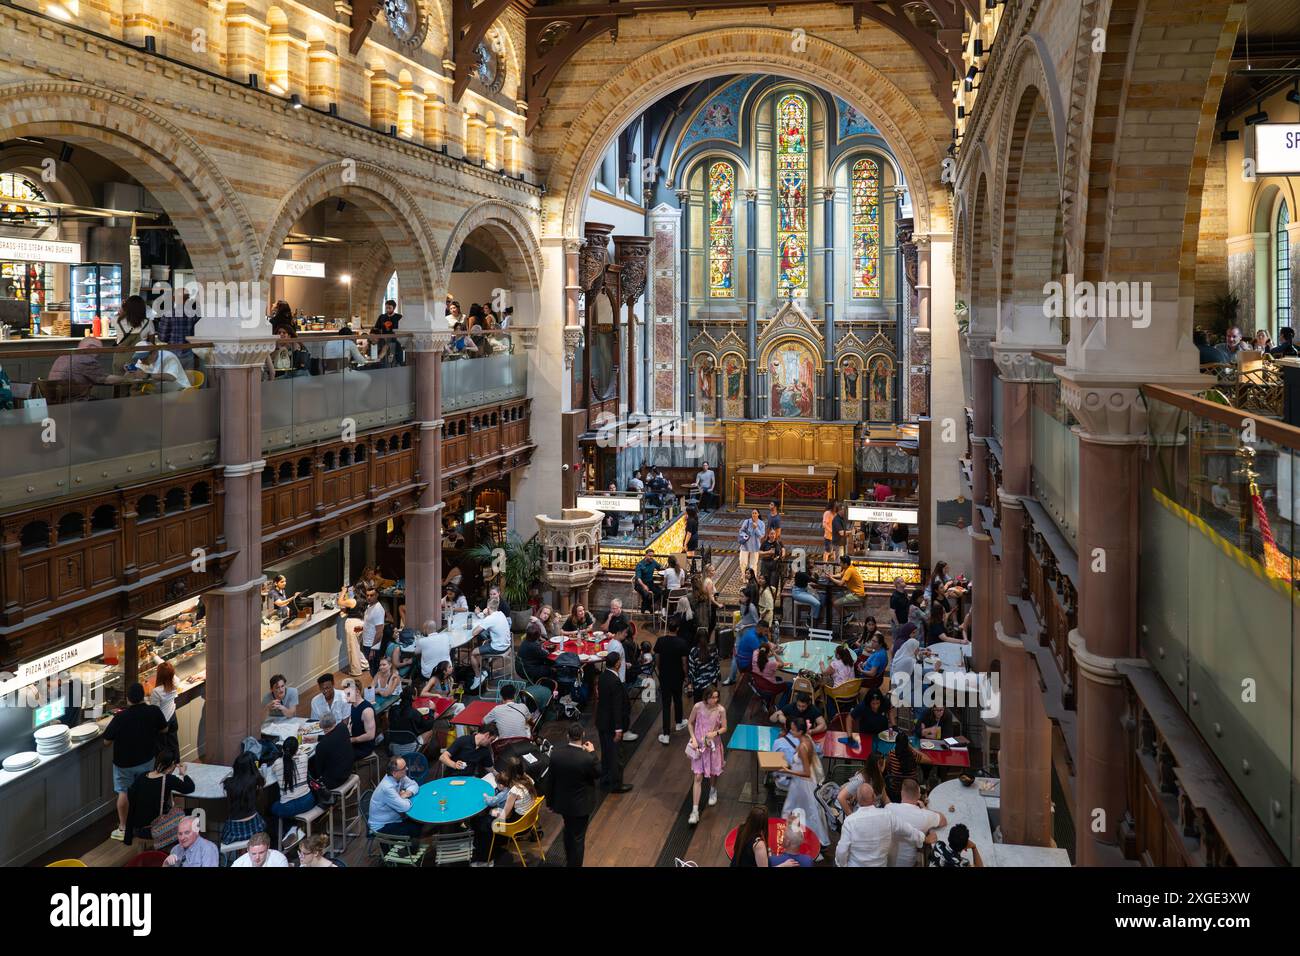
442 200 544 327
997 85 1064 345
1072 0 1243 370
543 28 949 243
968 173 997 337
994 36 1066 225
261 161 443 326
0 81 258 283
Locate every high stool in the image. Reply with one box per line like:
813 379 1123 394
277 804 327 848
329 774 362 854
789 602 814 639
353 751 381 787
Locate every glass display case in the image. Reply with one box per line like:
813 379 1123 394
135 599 207 697
70 262 122 327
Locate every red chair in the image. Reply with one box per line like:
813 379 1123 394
124 850 169 867
749 672 786 709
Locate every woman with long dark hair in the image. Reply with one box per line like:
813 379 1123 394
220 750 267 846
731 805 771 868
388 681 438 755
884 733 920 804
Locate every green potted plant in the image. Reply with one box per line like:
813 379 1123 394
467 532 544 632
1208 288 1239 341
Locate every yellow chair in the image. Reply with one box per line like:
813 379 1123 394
824 678 865 717
488 798 546 867
46 859 87 867
188 369 205 388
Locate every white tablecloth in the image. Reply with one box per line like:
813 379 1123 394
181 762 276 799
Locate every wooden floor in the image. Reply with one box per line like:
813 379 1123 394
35 604 909 868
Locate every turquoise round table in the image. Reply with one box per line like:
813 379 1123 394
778 639 840 675
406 776 495 825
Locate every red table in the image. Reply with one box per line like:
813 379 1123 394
814 729 873 762
725 818 821 861
451 699 496 729
412 696 454 719
873 732 972 768
545 636 612 662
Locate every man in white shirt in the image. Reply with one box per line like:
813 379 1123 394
309 673 353 724
130 348 192 391
416 618 452 681
886 778 946 867
360 588 386 673
835 783 934 867
231 832 289 868
469 600 512 690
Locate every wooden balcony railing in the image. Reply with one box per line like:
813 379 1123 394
0 471 231 670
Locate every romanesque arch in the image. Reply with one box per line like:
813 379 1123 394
0 81 258 284
540 28 950 243
261 161 444 322
443 199 544 329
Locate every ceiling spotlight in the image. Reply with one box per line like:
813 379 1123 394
957 105 966 120
973 39 984 57
1244 101 1269 126
1219 129 1240 142
143 35 157 53
247 74 259 90
966 64 980 81
290 94 303 110
339 274 352 285
58 144 73 163
336 199 347 213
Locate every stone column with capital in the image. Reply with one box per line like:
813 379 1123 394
676 190 692 415
965 331 995 672
1056 366 1203 864
405 328 452 632
745 188 758 419
822 187 836 420
198 336 274 765
990 343 1058 846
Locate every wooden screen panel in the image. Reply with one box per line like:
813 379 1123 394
87 541 117 587
20 560 51 606
136 525 160 567
55 551 84 597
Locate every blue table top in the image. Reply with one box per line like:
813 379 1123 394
406 776 495 824
728 724 781 752
778 639 839 673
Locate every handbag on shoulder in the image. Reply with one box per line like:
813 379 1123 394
148 777 186 848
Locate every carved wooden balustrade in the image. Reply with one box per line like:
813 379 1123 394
0 472 230 670
441 399 535 497
260 423 423 567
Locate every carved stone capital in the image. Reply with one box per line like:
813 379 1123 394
992 343 1061 383
564 237 584 256
563 325 584 369
821 187 836 202
406 330 453 353
613 235 652 305
964 330 994 361
1056 365 1210 444
513 328 538 352
203 338 276 369
996 487 1026 510
744 189 757 203
675 189 691 203
994 621 1023 651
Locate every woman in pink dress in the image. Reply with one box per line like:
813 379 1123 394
687 687 727 825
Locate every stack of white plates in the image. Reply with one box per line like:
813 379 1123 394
34 723 71 756
69 723 101 743
2 751 40 772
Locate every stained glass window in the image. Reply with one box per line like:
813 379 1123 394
708 160 735 297
1278 200 1291 328
851 157 881 298
776 94 808 298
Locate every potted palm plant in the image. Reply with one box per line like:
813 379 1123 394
467 532 544 632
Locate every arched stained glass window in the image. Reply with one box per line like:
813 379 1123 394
851 157 881 298
776 94 808 298
708 161 735 297
1278 200 1291 329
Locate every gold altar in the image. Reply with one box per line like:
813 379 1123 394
723 421 857 510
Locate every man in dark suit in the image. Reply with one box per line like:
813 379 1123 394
595 652 633 793
308 712 354 789
545 723 601 867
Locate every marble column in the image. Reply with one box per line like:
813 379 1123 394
745 189 758 420
201 339 273 765
990 344 1056 846
404 333 451 632
822 187 836 421
675 190 692 415
966 331 994 673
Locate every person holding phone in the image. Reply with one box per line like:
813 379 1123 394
268 574 299 623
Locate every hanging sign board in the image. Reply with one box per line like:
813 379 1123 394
577 495 641 513
1255 124 1300 175
847 504 919 524
272 259 326 278
0 236 82 263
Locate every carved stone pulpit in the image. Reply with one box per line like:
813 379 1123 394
535 509 604 612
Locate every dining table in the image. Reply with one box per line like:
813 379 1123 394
872 731 972 768
778 639 840 676
724 817 821 861
450 698 497 734
544 633 613 663
405 775 495 825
